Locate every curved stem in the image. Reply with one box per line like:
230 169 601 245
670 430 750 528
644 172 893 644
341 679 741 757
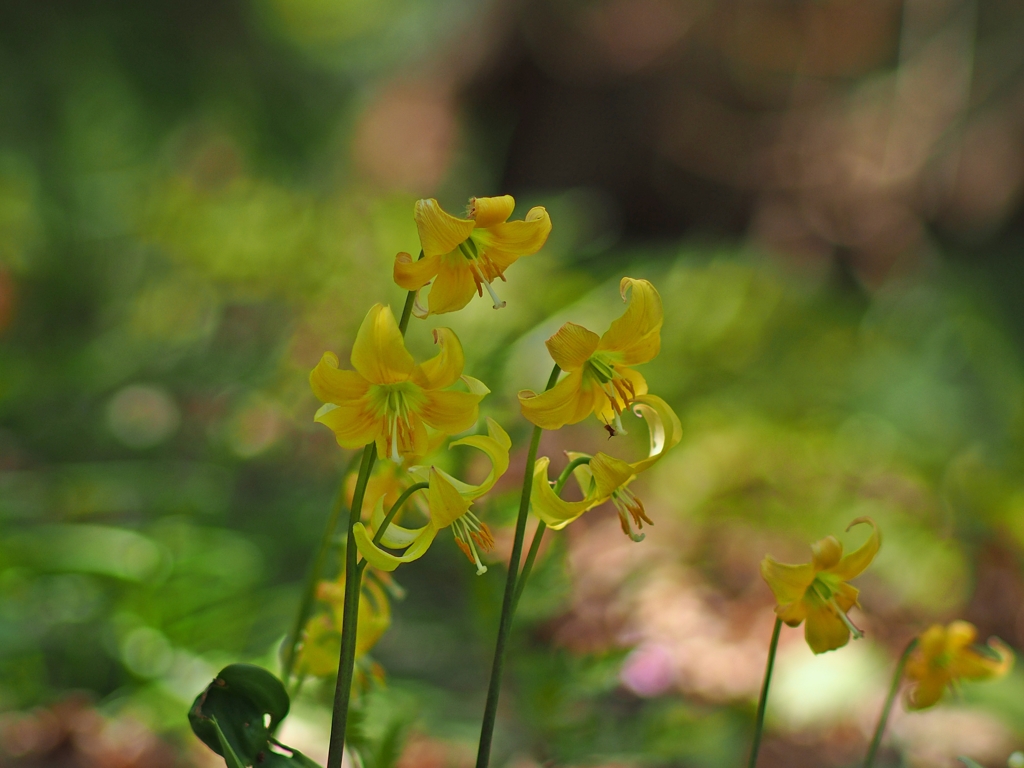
374 482 429 547
511 456 590 611
397 251 423 335
475 363 561 768
555 455 590 491
863 638 918 768
747 618 783 768
326 443 376 768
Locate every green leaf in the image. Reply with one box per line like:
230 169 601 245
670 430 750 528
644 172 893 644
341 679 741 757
211 717 247 768
958 758 985 768
189 664 291 765
216 663 291 731
262 741 324 768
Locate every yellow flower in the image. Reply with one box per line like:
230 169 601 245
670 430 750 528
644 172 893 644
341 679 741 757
904 621 1013 709
519 278 662 435
394 195 552 316
760 518 880 654
310 304 488 461
352 418 511 574
531 395 681 541
297 574 391 682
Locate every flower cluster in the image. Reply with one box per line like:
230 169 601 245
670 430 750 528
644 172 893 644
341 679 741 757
298 195 682 696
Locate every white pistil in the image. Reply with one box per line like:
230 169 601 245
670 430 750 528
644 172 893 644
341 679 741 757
482 278 506 310
389 416 400 463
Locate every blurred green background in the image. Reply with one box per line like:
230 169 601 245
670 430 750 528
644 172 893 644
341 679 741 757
3 0 1024 766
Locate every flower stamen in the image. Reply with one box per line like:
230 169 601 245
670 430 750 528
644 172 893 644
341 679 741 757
452 513 493 575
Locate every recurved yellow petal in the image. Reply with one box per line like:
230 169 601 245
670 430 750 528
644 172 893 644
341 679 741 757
597 278 663 365
519 368 599 430
476 206 552 263
629 394 682 474
545 322 600 371
445 418 511 498
415 199 475 257
368 496 425 549
469 195 515 227
827 518 880 581
420 388 481 435
531 456 593 529
351 304 416 385
315 402 381 449
426 468 472 529
310 351 371 404
588 453 636 499
804 604 851 654
394 251 441 291
906 675 948 710
811 535 843 571
425 254 477 315
412 328 465 391
352 521 437 572
760 556 815 606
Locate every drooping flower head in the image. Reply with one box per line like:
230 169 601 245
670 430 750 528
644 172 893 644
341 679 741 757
531 394 681 541
394 195 551 316
519 278 662 436
310 304 488 462
353 418 511 574
296 572 391 687
904 621 1013 709
760 518 880 654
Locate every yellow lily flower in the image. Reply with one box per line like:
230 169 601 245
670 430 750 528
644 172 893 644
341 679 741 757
530 395 681 541
310 303 488 462
352 418 511 574
394 195 552 316
297 574 391 682
519 278 662 435
904 621 1013 709
760 518 880 654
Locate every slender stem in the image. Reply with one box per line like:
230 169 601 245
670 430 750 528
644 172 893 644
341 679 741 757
325 282 419 768
511 456 590 611
555 455 591 491
281 451 362 683
375 482 429 547
747 618 783 768
863 638 918 768
511 522 545 612
475 363 561 768
326 443 376 768
397 251 423 335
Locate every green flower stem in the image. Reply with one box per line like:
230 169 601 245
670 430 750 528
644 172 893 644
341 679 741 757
326 279 421 768
475 363 561 768
397 251 423 334
511 456 590 611
326 442 376 768
864 638 918 768
510 521 545 613
747 617 783 768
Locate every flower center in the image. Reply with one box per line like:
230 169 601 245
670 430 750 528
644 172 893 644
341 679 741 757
586 353 637 435
451 512 494 575
370 382 423 462
457 237 506 310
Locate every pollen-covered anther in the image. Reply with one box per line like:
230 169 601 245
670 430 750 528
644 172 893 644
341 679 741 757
470 522 495 551
613 486 652 528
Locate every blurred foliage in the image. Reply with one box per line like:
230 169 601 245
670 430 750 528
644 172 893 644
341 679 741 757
3 0 1024 767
